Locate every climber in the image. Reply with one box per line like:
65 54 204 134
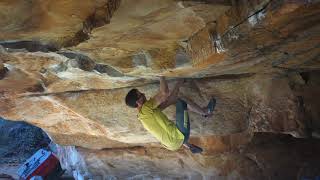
125 76 216 154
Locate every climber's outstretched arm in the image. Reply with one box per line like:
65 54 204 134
153 76 170 108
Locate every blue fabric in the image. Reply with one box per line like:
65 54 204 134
208 98 216 113
175 99 190 144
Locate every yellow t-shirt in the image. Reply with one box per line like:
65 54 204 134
138 98 184 151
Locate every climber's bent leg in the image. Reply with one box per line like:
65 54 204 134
176 98 203 154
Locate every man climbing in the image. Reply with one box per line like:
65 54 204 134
125 77 216 153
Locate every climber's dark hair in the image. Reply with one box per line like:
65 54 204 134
125 89 139 108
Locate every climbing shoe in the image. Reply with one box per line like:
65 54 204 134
207 98 216 113
189 144 203 154
203 98 216 118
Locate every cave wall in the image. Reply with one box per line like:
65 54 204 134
0 0 320 179
0 0 319 148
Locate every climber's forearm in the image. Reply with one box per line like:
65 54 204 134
159 76 169 96
153 76 170 107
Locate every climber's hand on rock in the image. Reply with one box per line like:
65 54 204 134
176 78 186 87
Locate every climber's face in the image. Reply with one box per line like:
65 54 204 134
136 90 146 107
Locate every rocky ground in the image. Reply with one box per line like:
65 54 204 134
0 118 50 179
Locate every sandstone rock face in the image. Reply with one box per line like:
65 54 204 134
0 0 320 179
71 0 231 74
78 133 320 179
0 0 120 47
0 57 309 148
